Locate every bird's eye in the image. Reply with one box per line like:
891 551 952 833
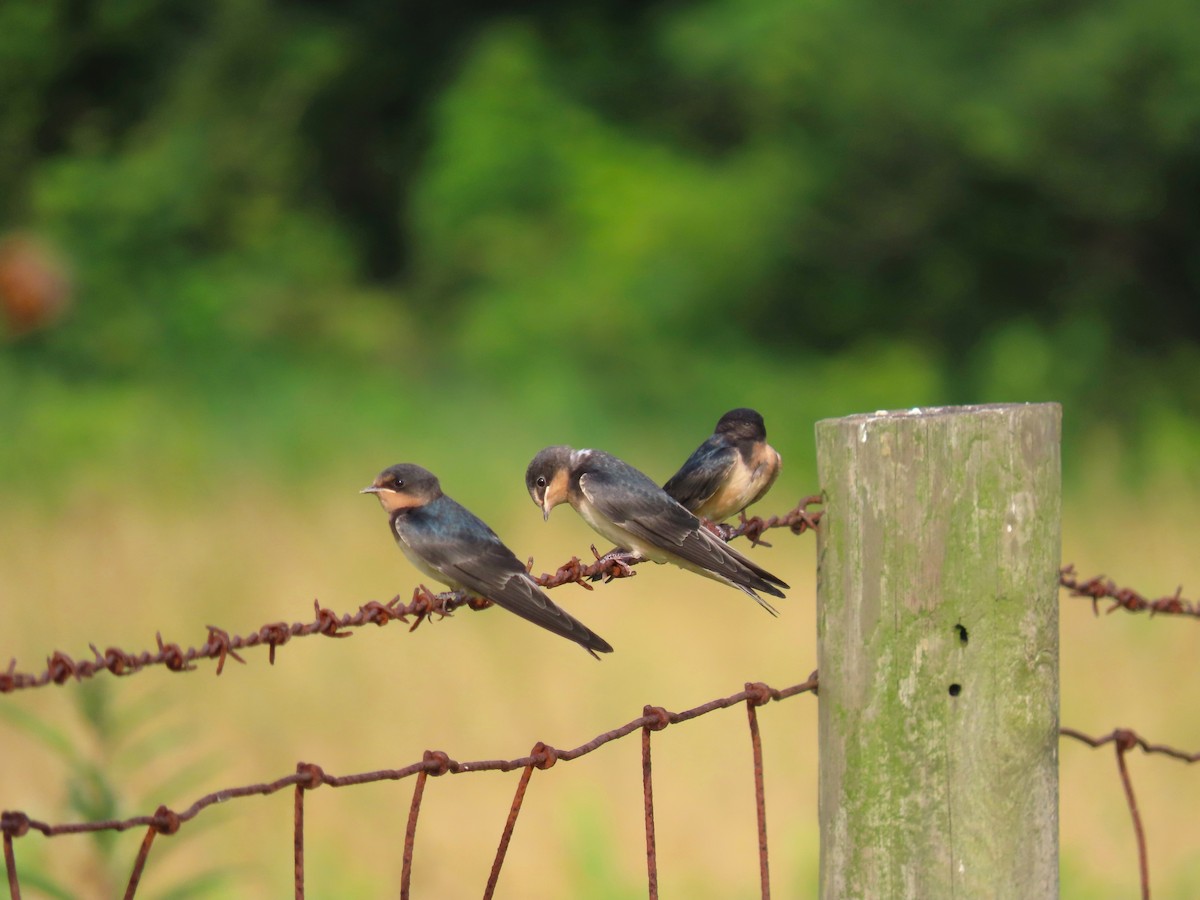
536 476 547 488
394 480 403 489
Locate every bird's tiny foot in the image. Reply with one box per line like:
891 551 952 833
601 556 636 582
587 546 638 582
588 546 636 582
436 589 472 616
409 586 469 631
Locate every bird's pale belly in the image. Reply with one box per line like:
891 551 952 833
697 463 756 520
574 498 668 563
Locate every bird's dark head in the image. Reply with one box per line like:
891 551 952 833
525 445 573 521
714 408 767 441
360 463 443 514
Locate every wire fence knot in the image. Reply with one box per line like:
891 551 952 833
151 805 180 836
0 812 29 838
422 750 453 776
745 682 773 707
296 762 325 790
643 705 671 732
530 742 558 771
1114 729 1139 753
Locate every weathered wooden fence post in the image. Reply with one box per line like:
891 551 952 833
815 404 1061 898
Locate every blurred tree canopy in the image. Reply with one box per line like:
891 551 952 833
1 0 1198 473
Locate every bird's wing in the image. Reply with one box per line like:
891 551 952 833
661 437 736 512
402 499 612 653
579 467 787 597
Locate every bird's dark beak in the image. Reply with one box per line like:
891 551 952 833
360 485 381 495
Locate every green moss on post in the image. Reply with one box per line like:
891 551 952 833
816 404 1060 899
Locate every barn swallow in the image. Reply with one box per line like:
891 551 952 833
662 408 781 523
362 463 612 657
525 447 788 613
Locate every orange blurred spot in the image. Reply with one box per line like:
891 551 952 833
0 233 72 336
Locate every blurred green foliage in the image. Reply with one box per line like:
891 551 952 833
0 681 232 896
1 0 1198 487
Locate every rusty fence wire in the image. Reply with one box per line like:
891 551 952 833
2 495 1198 899
2 677 819 900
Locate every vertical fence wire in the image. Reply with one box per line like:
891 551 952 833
3 829 18 900
484 748 545 900
745 685 771 900
1114 733 1150 900
400 770 429 899
293 762 323 900
642 705 670 900
294 783 305 900
122 824 158 900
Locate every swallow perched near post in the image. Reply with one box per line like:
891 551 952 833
662 408 781 523
362 463 612 657
525 447 788 613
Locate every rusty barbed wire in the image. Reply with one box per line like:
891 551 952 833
1 676 819 899
0 593 468 695
0 498 824 695
1060 564 1198 619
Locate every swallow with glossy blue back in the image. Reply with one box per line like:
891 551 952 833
362 463 612 657
525 447 788 613
662 408 781 523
